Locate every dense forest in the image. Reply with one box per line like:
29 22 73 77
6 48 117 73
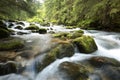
0 0 120 31
0 0 40 20
44 0 120 31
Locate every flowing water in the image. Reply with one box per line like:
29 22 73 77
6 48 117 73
0 21 120 80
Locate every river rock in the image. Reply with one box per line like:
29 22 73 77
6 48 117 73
0 27 10 39
36 42 74 72
15 26 23 30
0 51 18 62
16 21 25 26
0 37 24 51
24 24 39 30
59 61 89 80
38 28 47 34
0 61 17 75
8 23 14 28
73 35 98 53
88 57 120 67
68 30 84 39
52 32 69 40
79 56 120 80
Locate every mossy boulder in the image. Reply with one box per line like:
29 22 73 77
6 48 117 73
0 37 24 51
73 35 97 53
0 27 10 38
15 26 23 30
59 61 89 80
68 30 84 39
38 28 47 34
0 61 17 75
50 43 74 59
24 24 39 30
36 43 74 72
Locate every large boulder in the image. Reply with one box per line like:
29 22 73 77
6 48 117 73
58 61 89 80
0 37 24 51
73 35 97 53
36 42 74 72
0 61 17 75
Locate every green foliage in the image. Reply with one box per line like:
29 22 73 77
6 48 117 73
27 3 46 23
0 0 37 20
44 0 120 31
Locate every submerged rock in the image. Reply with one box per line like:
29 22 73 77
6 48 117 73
73 35 97 53
0 61 17 75
59 61 89 80
17 32 29 35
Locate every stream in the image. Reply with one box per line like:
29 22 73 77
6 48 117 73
0 21 120 80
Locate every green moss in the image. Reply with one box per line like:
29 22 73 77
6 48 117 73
0 38 24 51
24 24 39 30
0 28 10 38
47 43 74 59
68 30 84 39
52 32 69 39
73 35 97 53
